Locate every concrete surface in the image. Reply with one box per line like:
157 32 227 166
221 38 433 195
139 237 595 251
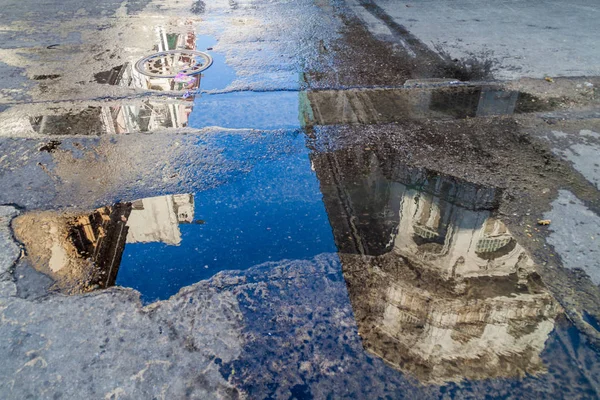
545 191 600 285
366 0 600 80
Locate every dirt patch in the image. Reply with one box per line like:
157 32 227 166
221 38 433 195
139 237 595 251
507 77 599 109
304 14 413 88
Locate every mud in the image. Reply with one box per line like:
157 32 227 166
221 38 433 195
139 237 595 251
305 5 495 89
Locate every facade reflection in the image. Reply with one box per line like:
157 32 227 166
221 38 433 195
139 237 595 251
20 24 201 136
304 85 520 126
312 146 561 384
27 193 197 292
71 193 194 279
69 203 132 288
127 193 194 245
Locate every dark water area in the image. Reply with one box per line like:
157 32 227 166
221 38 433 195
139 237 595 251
115 134 337 302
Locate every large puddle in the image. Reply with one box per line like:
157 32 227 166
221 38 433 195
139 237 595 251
5 14 600 398
14 136 591 391
14 133 339 302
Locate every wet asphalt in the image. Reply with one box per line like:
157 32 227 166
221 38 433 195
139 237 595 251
1 0 600 399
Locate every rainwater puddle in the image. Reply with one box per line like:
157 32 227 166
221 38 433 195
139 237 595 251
1 84 555 136
4 5 599 398
15 133 336 302
13 140 600 394
304 85 553 126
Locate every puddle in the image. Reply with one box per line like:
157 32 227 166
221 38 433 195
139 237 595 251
15 134 337 302
5 2 600 397
311 146 560 383
3 14 597 395
2 80 558 136
13 131 600 392
194 35 237 91
190 91 300 130
304 85 552 126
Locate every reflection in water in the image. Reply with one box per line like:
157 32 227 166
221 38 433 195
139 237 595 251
127 194 194 245
58 194 194 289
96 24 202 93
12 194 193 293
13 24 204 136
303 85 529 126
312 146 561 384
15 135 337 301
69 203 132 289
55 194 195 291
93 25 201 134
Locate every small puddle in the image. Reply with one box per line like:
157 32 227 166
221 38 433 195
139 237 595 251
15 134 337 302
304 85 554 126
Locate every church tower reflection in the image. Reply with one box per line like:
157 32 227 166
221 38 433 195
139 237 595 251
312 146 561 384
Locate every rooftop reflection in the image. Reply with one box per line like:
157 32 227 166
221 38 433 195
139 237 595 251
312 145 561 384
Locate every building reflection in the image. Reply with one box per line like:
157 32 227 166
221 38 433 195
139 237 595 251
127 194 194 245
303 85 520 126
312 146 561 384
24 24 201 136
69 203 132 289
67 194 194 290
